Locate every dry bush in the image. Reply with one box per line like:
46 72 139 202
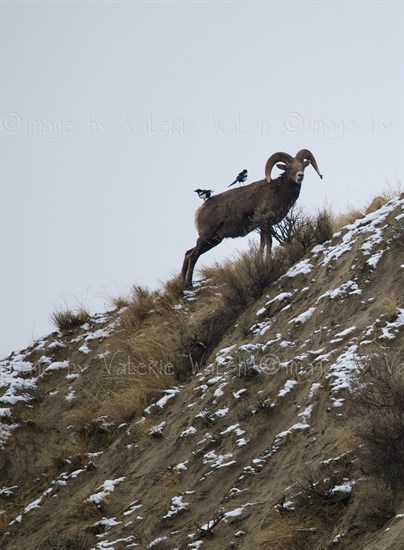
256 510 327 549
270 206 334 263
258 459 352 548
292 458 352 522
351 349 404 488
51 308 90 332
353 479 395 531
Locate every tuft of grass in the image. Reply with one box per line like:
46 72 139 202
110 295 130 310
51 307 90 332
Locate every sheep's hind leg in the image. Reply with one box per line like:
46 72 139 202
185 236 222 288
181 247 195 281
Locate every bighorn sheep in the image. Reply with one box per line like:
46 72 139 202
181 149 323 287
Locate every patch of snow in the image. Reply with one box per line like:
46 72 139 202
331 481 353 494
278 380 298 397
148 422 166 436
317 281 362 301
180 426 197 438
155 387 181 408
289 307 316 325
96 536 138 549
220 424 240 435
367 250 384 268
79 343 91 354
147 537 168 549
175 462 188 473
213 383 227 398
65 388 76 401
266 291 293 305
214 407 229 418
327 345 361 393
379 309 404 340
308 383 322 400
86 328 111 341
233 388 247 399
330 326 356 343
163 495 188 518
224 507 244 519
45 360 69 372
123 500 143 516
88 477 126 504
203 450 234 469
207 376 222 386
284 259 313 278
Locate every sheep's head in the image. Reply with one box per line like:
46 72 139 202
265 149 323 184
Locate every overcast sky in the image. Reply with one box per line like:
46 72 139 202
1 1 403 357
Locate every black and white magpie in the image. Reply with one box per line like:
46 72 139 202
194 188 213 201
228 168 248 187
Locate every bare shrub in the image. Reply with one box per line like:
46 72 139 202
270 206 334 257
292 458 352 522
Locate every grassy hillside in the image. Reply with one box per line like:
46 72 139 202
1 194 404 550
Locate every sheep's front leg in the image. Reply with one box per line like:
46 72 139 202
259 230 272 260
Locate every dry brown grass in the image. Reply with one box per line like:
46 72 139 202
256 509 328 549
51 307 90 332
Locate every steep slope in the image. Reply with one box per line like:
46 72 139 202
1 195 403 550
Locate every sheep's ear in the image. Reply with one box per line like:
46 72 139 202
303 160 310 168
276 163 287 171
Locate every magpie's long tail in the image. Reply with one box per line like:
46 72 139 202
228 179 237 187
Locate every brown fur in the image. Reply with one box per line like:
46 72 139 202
182 151 322 287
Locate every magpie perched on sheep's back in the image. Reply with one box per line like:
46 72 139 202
194 189 213 201
228 169 248 187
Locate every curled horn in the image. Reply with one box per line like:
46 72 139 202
295 149 323 179
265 152 293 182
